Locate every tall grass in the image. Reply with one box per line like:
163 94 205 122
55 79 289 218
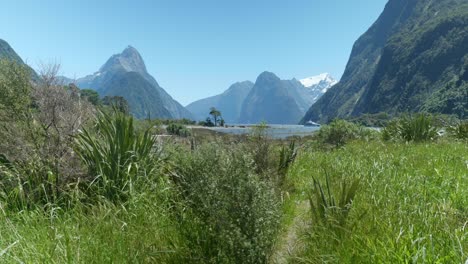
448 120 468 140
0 186 182 263
288 141 468 263
277 141 297 186
309 171 360 235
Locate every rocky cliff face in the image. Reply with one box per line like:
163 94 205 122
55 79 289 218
302 0 468 123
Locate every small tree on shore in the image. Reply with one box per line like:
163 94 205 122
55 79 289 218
209 107 221 126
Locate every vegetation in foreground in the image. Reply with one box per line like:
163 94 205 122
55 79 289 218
0 61 466 263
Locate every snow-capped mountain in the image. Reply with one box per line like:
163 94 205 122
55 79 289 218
300 73 338 102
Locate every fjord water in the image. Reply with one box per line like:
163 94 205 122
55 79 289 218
206 124 320 139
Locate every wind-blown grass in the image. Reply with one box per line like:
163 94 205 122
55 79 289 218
0 186 182 263
288 141 468 263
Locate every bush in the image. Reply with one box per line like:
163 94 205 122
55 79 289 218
166 123 191 137
447 120 468 140
316 119 362 147
74 110 160 201
382 114 438 142
249 123 272 175
0 62 94 209
172 143 281 263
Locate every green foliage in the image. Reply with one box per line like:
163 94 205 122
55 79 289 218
0 59 31 121
201 117 215 127
303 1 468 122
155 118 195 126
0 188 182 263
382 114 439 142
277 141 297 185
172 143 281 263
166 123 191 137
309 172 360 236
345 112 392 127
447 120 468 140
289 141 467 263
102 96 130 115
80 88 101 106
209 107 222 126
0 157 69 210
74 110 159 201
317 119 367 147
249 122 272 175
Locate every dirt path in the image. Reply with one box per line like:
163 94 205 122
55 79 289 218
270 201 310 264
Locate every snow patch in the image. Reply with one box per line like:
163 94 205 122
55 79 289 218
300 73 337 88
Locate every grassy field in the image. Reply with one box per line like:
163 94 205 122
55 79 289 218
284 141 467 263
0 114 467 263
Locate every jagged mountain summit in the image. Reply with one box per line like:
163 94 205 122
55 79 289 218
239 72 310 124
302 0 468 123
186 81 254 123
75 46 192 119
187 72 335 124
300 73 338 102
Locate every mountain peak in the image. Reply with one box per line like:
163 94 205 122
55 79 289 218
300 73 338 88
256 71 281 85
99 45 147 75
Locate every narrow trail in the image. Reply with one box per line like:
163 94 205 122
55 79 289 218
270 201 310 264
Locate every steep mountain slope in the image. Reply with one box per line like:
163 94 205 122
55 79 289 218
239 72 304 124
75 46 192 119
0 39 38 80
186 81 254 123
302 0 468 123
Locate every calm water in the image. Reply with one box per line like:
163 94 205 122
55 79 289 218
206 124 320 139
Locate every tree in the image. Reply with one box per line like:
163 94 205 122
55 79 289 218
209 107 222 126
204 117 214 127
80 88 101 106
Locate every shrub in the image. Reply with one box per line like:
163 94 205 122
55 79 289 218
74 110 160 201
0 62 94 209
382 114 438 142
381 119 401 141
447 120 468 140
316 119 362 147
166 123 191 137
249 122 272 175
172 143 281 263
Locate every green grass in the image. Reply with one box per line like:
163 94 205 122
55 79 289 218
1 114 467 263
287 141 468 263
0 184 183 263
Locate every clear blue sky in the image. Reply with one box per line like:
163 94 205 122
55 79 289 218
1 0 387 105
